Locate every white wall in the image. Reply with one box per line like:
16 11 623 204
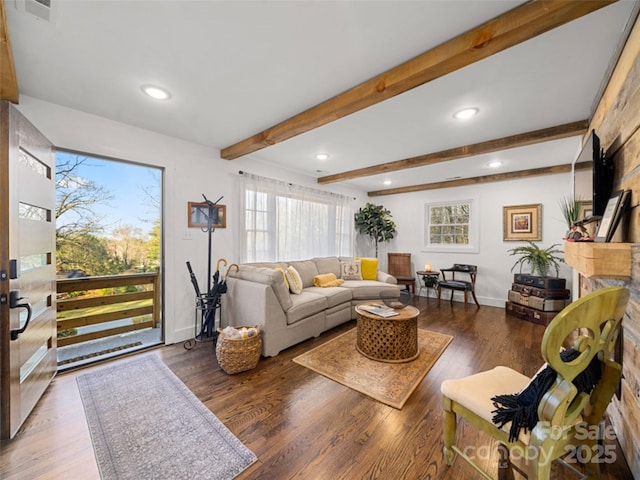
16 96 365 344
372 175 575 307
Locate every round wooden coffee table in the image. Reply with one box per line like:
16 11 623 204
355 304 420 363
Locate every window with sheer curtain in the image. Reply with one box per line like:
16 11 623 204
238 172 354 262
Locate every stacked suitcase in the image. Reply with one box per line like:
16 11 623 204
505 274 570 326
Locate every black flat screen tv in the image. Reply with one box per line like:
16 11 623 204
575 130 614 217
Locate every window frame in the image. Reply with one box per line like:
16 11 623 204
422 197 479 253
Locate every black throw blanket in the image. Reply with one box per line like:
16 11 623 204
491 348 601 442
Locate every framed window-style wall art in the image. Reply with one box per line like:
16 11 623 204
188 202 226 229
503 203 542 241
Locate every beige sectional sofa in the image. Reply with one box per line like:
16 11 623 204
222 256 400 357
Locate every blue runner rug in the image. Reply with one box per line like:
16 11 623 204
77 354 256 480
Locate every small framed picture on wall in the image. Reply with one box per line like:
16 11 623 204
503 203 542 241
188 202 226 229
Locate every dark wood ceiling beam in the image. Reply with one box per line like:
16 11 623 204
318 120 588 184
367 161 593 197
220 0 614 160
1 0 19 103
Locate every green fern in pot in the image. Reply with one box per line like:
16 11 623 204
508 241 564 278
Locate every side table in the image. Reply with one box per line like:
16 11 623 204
417 270 440 298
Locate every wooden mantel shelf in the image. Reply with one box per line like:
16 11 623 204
563 242 632 279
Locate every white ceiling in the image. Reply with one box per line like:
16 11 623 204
6 0 639 194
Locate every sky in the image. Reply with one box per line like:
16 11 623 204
56 151 161 237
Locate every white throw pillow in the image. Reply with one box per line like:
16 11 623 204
286 266 303 294
340 260 362 280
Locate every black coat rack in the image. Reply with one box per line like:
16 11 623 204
184 194 224 350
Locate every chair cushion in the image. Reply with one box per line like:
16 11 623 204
441 367 531 426
439 280 471 290
441 366 585 444
395 276 415 282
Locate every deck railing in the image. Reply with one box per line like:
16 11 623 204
56 272 160 347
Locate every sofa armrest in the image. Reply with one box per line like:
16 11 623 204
377 271 398 284
223 277 289 357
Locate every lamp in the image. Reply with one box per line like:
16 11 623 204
424 262 432 272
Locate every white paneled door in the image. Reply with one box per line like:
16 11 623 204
1 102 57 439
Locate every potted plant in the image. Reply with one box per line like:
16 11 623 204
559 195 586 239
354 203 397 258
508 241 564 278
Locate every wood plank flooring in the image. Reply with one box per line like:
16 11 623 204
0 298 634 479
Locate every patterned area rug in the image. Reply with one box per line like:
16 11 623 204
77 355 257 480
293 328 453 409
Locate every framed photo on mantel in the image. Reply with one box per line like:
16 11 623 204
595 190 630 243
503 204 542 241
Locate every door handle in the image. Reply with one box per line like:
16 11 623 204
10 290 32 341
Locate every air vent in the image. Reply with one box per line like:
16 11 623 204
16 0 55 23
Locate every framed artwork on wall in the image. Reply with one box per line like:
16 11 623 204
188 202 226 229
503 203 542 241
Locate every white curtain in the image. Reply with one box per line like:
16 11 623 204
237 172 353 262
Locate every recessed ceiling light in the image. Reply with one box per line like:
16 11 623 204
141 85 171 100
453 107 479 120
489 160 503 168
383 180 392 186
315 153 330 161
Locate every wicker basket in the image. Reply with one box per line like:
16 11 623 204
215 326 262 374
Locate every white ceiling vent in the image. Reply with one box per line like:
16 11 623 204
14 0 56 23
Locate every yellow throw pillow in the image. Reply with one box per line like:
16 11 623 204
285 266 303 294
356 257 378 280
273 266 289 289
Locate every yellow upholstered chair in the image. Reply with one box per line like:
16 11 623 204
441 286 629 479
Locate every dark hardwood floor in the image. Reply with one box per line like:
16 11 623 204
1 298 634 479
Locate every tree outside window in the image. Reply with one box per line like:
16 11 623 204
424 198 479 253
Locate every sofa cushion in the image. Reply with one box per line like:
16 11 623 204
288 260 319 288
342 280 400 300
286 266 303 294
304 286 352 308
286 291 327 325
340 260 362 280
312 256 342 277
